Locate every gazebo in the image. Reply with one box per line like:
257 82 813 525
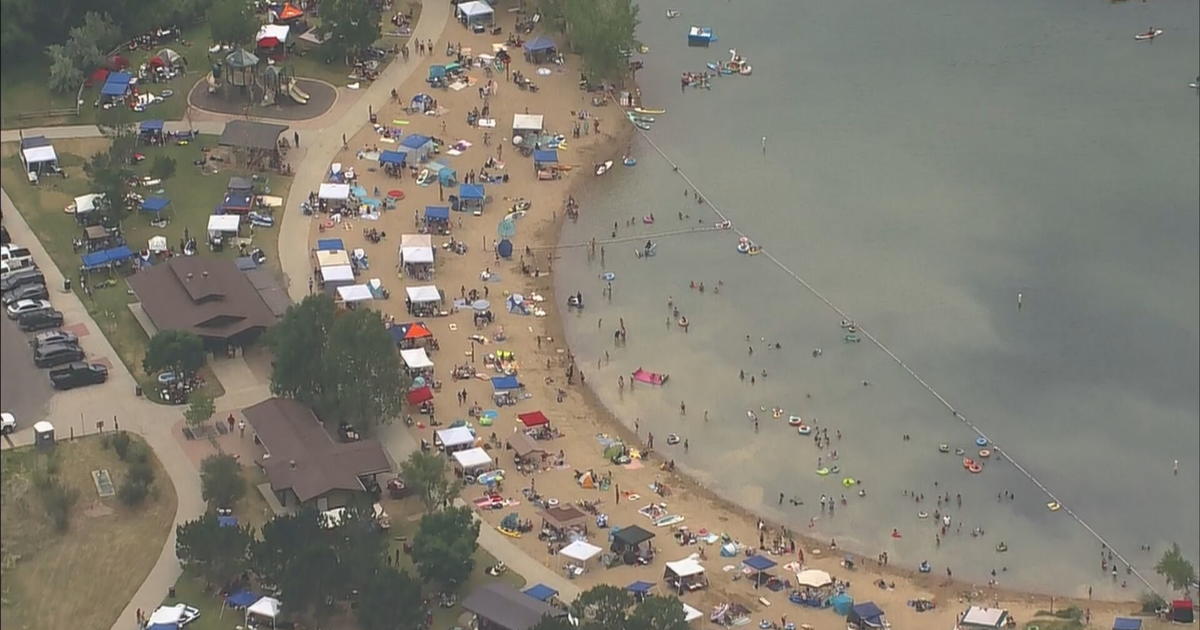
610 524 655 563
455 0 494 29
560 540 602 575
246 596 281 629
742 554 777 588
540 504 589 540
458 184 486 213
223 48 261 100
663 555 708 594
523 36 557 63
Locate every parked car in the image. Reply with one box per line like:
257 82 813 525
7 298 52 319
18 309 64 331
30 329 78 349
49 362 108 390
2 282 48 305
33 342 84 368
1 412 15 434
0 266 42 293
0 244 33 270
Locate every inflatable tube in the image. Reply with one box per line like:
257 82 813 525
748 246 762 255
938 443 950 453
1046 502 1061 512
736 242 751 254
975 437 989 447
917 511 929 519
1134 29 1163 40
739 236 751 244
962 457 975 469
643 215 655 224
830 465 841 474
978 449 991 458
797 425 812 435
815 467 830 476
715 220 732 230
955 448 965 456
842 477 857 487
788 416 803 427
677 317 688 328
995 542 1008 553
624 157 637 166
772 408 783 419
968 463 983 474
600 272 616 281
322 219 335 229
666 433 681 445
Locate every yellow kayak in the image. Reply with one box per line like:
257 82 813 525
634 107 666 115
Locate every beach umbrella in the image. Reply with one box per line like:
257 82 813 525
497 239 513 259
472 299 490 311
795 569 832 588
387 189 405 198
497 216 516 238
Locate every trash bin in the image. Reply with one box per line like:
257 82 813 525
135 384 143 397
63 278 71 292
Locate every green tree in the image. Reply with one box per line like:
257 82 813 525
252 508 324 581
357 568 425 630
47 44 84 93
318 0 381 64
411 507 479 590
268 294 335 404
200 453 245 508
207 0 258 45
1156 543 1198 595
144 330 206 378
321 308 405 432
555 0 639 83
571 584 633 629
176 513 254 586
399 450 460 513
184 394 215 432
626 596 690 630
150 155 176 180
34 472 79 531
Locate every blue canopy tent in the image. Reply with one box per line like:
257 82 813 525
401 134 433 163
139 119 165 143
379 149 407 168
523 584 558 602
742 554 777 587
81 245 135 271
523 36 557 63
849 602 886 628
532 149 558 170
428 65 447 85
497 239 513 259
425 206 450 222
409 93 433 113
1112 619 1142 630
491 375 520 391
437 165 457 187
627 580 655 601
316 238 345 251
225 590 259 608
459 184 485 212
100 72 132 101
141 196 171 214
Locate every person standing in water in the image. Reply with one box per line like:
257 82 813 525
761 136 767 154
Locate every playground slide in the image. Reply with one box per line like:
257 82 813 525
286 81 310 105
288 79 310 101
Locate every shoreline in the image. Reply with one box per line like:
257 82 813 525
300 5 1150 625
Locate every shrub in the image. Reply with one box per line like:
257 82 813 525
38 477 80 531
1141 591 1167 613
128 460 155 486
150 155 177 180
119 479 151 506
111 431 132 460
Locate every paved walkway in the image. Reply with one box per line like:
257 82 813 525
0 121 224 143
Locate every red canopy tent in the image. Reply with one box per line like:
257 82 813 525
257 37 281 49
404 322 433 340
407 386 434 405
518 411 550 428
277 2 304 21
107 54 129 70
87 67 111 87
148 56 166 68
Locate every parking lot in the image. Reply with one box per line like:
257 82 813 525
0 313 53 426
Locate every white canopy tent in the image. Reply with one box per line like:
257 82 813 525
315 249 350 267
400 347 434 369
436 426 475 450
452 446 493 471
512 113 544 134
560 540 602 564
336 284 374 303
405 285 441 304
246 596 282 628
320 264 355 284
318 183 351 200
456 0 494 25
73 193 103 215
681 602 703 623
147 604 189 627
961 607 1009 629
665 557 706 578
207 214 241 235
401 247 434 264
148 235 168 253
400 234 433 249
794 568 833 588
21 145 57 172
256 23 290 44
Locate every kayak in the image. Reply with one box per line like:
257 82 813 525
1134 29 1162 40
634 107 666 115
595 160 613 176
632 368 669 385
633 121 652 131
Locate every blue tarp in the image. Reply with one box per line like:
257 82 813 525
100 72 132 97
316 238 345 251
140 119 164 133
532 149 558 164
851 602 884 625
225 590 259 608
401 134 432 149
524 36 556 52
425 206 450 220
428 65 446 79
1113 619 1142 630
81 245 135 269
141 196 170 213
460 184 484 200
523 584 558 602
491 375 520 390
626 580 655 594
743 555 777 571
379 150 407 165
217 515 238 527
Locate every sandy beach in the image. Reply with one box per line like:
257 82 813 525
301 8 1154 629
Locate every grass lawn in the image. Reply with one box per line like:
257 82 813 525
161 498 523 630
0 135 294 402
1 3 421 128
0 434 177 630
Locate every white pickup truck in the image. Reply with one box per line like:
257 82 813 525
1 412 16 435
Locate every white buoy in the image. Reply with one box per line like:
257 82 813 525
1017 292 1023 310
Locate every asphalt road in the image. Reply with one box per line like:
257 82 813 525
0 309 53 424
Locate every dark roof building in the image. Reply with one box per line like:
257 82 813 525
242 398 392 508
219 120 289 151
127 256 278 346
462 583 564 630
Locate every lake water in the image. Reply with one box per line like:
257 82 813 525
555 0 1199 597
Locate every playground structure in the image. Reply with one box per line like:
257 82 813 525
204 48 310 106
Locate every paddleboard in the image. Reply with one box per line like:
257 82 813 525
1190 82 1199 89
634 107 666 115
392 119 411 125
1134 29 1162 40
595 160 613 176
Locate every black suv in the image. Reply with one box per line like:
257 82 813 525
49 362 108 390
2 282 48 305
18 308 64 331
33 342 84 368
0 267 43 293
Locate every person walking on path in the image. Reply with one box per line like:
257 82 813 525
227 414 235 432
238 419 246 438
294 131 300 147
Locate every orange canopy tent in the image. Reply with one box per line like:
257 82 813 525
277 3 304 21
404 322 433 340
